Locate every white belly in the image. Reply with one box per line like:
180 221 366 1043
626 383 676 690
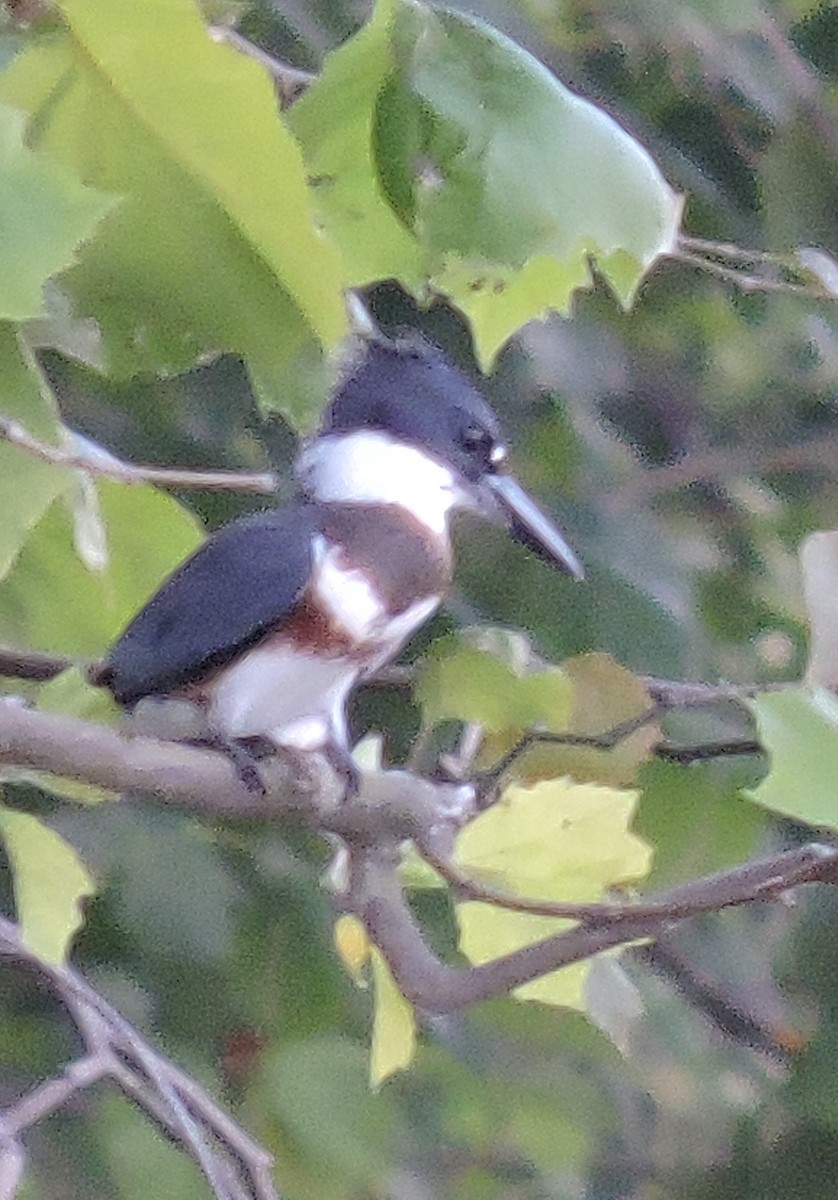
207 643 358 751
206 537 442 750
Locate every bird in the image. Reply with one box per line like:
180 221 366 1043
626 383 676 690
93 337 583 788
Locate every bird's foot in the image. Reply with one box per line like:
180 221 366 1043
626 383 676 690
194 733 274 795
322 740 362 801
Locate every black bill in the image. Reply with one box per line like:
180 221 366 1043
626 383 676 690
484 473 584 580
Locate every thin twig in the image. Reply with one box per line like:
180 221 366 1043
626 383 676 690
417 831 802 924
604 431 838 510
0 645 74 683
0 1053 111 1137
674 250 830 298
0 416 276 495
208 26 315 107
757 12 838 163
655 738 763 764
641 676 792 706
637 936 802 1062
678 235 790 266
477 706 661 792
351 843 838 1014
0 917 279 1200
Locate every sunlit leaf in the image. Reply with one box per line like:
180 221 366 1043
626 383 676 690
334 912 371 987
0 3 346 420
370 949 417 1087
748 688 838 829
454 778 652 1007
0 802 95 963
0 102 115 320
334 913 418 1085
54 0 344 339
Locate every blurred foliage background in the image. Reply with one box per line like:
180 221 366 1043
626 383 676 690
4 0 838 1197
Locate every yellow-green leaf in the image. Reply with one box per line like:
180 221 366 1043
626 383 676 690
435 253 592 371
0 803 95 963
0 11 344 419
454 778 652 1007
416 636 572 735
334 913 371 987
370 949 417 1087
54 0 346 346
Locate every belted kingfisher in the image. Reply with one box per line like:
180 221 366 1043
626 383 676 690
95 339 582 776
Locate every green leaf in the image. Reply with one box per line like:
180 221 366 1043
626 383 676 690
510 653 657 787
637 759 767 890
370 948 417 1087
454 778 652 1007
0 801 95 963
0 479 202 655
747 688 838 829
288 0 423 287
0 324 74 582
416 633 573 734
437 253 593 370
0 102 115 320
294 0 681 366
0 5 346 420
399 5 682 363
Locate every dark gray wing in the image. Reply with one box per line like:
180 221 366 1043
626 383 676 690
99 502 317 706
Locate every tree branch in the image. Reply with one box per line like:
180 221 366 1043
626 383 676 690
641 676 792 706
0 917 279 1200
351 843 838 1014
1 692 834 1185
0 415 276 495
674 248 831 298
605 430 838 509
655 738 763 764
0 645 74 683
0 698 475 844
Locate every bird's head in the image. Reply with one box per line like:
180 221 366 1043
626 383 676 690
296 337 583 579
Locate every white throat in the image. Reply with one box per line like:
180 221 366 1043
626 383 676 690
297 431 468 535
